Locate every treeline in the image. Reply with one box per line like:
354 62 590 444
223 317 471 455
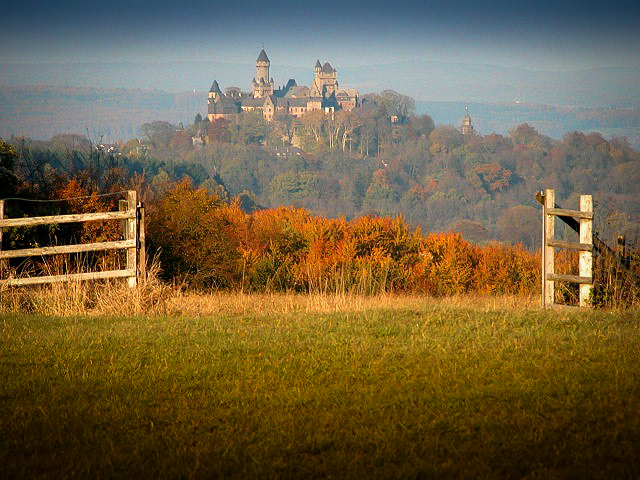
3 90 640 253
2 138 639 305
123 92 640 247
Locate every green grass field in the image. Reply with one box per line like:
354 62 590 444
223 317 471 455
1 296 639 479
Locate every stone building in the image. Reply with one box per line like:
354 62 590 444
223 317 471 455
207 49 359 124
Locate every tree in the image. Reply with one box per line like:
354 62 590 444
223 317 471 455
269 172 320 205
336 110 362 152
411 114 435 138
0 139 18 196
140 121 175 151
429 126 462 155
497 206 540 249
147 179 243 288
229 111 269 145
380 90 415 119
301 110 326 148
510 123 537 144
363 169 399 216
273 112 297 146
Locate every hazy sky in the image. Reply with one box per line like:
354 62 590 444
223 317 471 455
3 0 639 71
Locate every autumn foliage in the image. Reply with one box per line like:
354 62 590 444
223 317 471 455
148 180 541 295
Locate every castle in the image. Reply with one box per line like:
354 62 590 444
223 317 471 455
207 49 359 123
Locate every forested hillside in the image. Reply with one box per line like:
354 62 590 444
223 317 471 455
2 90 640 250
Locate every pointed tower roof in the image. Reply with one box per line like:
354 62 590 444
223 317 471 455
257 49 270 63
315 60 322 69
209 80 221 94
322 62 335 73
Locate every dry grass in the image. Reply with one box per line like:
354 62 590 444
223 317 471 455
1 274 540 317
0 260 171 316
166 291 539 317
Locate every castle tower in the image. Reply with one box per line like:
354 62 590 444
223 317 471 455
461 106 474 135
253 49 275 98
207 79 240 122
311 60 338 97
208 80 222 101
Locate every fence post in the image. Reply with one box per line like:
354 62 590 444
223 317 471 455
137 202 146 281
579 195 593 307
0 199 5 277
544 189 555 307
126 191 137 288
540 193 546 307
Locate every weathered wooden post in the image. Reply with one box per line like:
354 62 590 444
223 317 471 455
579 195 593 307
120 191 137 288
127 191 137 288
0 199 5 277
544 189 555 307
137 202 146 281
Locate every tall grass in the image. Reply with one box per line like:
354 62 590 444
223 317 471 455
0 258 170 316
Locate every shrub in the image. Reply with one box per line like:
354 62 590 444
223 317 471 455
147 179 245 288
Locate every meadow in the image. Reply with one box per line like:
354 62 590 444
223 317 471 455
1 292 639 479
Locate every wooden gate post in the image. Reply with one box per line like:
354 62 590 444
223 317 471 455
544 189 555 307
579 195 593 307
137 202 146 281
0 199 5 276
126 191 137 288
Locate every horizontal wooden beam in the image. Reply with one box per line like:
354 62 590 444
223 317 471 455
546 208 593 220
546 240 593 252
0 211 135 228
546 273 593 284
0 269 135 286
0 239 135 259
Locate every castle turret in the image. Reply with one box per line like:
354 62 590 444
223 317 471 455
254 49 275 98
208 80 223 104
311 60 338 97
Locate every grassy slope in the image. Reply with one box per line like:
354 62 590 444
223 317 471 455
1 299 639 479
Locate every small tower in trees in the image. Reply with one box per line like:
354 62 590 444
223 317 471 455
461 106 474 135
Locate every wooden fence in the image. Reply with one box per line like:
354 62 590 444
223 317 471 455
537 189 593 308
0 191 145 288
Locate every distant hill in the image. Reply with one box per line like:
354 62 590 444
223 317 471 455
1 84 639 147
0 85 206 142
415 101 640 148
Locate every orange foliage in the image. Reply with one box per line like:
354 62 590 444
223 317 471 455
474 243 540 295
145 181 543 294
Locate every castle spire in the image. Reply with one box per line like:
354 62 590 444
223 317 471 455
209 80 221 94
254 48 274 98
257 49 270 64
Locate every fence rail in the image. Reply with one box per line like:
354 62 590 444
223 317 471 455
0 211 134 228
0 191 144 288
